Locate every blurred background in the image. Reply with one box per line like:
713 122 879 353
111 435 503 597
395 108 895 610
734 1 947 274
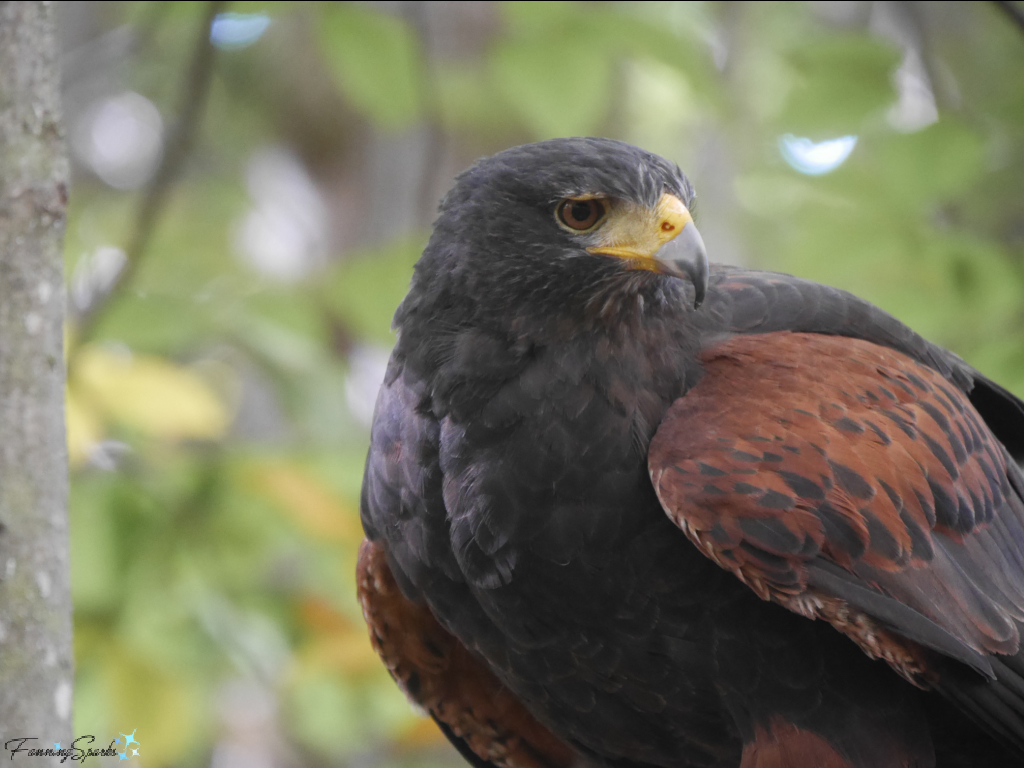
55 1 1024 766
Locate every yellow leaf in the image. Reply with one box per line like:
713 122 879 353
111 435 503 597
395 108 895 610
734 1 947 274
297 595 355 633
75 346 229 440
396 715 446 749
246 463 361 543
65 386 103 467
294 597 382 676
104 649 205 766
299 629 382 677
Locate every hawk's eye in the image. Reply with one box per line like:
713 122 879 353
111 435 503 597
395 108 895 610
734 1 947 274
557 198 607 232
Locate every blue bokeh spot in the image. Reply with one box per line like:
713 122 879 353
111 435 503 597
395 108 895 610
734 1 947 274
210 12 271 50
779 134 858 176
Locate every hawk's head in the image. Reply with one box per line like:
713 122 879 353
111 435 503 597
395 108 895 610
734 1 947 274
398 138 708 336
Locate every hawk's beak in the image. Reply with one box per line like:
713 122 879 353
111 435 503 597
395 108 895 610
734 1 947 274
652 220 708 309
586 193 709 310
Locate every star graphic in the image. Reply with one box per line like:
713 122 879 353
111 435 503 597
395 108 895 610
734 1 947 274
132 748 139 756
118 751 128 762
121 730 139 749
53 743 61 750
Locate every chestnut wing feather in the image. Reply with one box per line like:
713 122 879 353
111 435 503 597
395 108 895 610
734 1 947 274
649 332 1024 685
698 268 1024 462
357 539 576 768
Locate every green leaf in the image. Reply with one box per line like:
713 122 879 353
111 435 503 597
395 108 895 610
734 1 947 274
500 1 579 30
490 34 614 139
492 2 714 140
734 172 854 218
323 235 424 344
288 675 364 753
874 120 987 203
782 37 901 135
70 480 120 611
623 59 702 159
317 4 422 128
435 66 521 135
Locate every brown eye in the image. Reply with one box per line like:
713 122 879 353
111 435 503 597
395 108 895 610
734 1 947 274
557 198 606 231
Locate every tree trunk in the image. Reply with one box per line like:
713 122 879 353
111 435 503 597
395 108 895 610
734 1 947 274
0 0 73 751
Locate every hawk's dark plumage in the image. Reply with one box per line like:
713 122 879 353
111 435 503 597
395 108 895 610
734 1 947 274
358 138 1024 768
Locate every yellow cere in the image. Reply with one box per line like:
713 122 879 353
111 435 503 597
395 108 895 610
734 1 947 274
586 193 694 272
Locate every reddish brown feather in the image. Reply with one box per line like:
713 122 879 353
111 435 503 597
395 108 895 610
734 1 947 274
357 539 576 768
650 332 1020 682
737 716 928 768
739 718 854 768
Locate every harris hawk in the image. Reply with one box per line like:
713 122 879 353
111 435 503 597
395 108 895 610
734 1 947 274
357 138 1024 768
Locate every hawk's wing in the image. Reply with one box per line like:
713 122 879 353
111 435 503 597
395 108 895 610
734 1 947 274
357 539 576 768
649 328 1024 753
695 268 1024 462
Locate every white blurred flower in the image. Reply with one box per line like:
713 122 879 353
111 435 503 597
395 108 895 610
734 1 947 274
869 2 939 134
73 92 163 189
233 148 328 282
71 245 127 313
887 49 939 133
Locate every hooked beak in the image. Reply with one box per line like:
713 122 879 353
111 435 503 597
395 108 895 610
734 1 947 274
586 193 709 310
651 221 709 309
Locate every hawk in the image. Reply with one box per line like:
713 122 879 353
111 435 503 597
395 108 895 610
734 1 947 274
358 138 1024 768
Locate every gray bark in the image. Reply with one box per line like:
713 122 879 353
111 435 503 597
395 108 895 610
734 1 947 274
0 0 73 752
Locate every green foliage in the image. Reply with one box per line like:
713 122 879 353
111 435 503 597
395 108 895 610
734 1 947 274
323 236 423 343
783 37 902 135
63 2 1024 767
491 29 616 139
317 3 423 128
491 2 715 139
